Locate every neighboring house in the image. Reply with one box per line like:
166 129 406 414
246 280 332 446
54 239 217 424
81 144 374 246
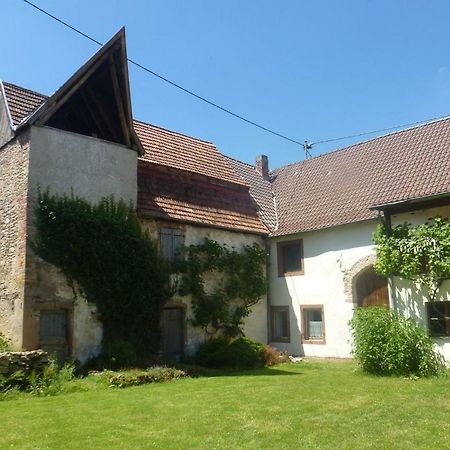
1 29 449 363
263 122 450 360
0 30 268 364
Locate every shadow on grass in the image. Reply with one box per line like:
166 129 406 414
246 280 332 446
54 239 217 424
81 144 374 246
176 364 303 378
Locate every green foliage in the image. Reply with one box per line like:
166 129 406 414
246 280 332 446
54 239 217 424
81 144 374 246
178 238 267 336
195 336 266 369
100 366 187 388
0 334 10 352
373 217 450 300
349 307 445 377
33 191 172 361
0 361 75 397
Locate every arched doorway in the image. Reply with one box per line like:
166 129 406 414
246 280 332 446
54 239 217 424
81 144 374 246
355 266 389 308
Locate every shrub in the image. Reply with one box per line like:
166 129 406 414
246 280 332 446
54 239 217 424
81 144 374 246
194 336 231 368
99 367 186 388
349 307 445 377
0 361 75 396
263 345 290 366
195 336 265 369
0 333 10 352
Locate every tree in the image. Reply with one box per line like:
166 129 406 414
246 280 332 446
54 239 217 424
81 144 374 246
373 216 450 302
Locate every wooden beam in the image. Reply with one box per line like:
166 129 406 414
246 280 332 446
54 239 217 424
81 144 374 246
109 54 131 147
85 84 121 142
36 52 111 126
79 89 111 139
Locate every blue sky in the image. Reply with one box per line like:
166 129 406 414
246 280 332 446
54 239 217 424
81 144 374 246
2 1 450 169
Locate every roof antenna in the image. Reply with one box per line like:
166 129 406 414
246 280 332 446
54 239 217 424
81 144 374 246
302 141 313 160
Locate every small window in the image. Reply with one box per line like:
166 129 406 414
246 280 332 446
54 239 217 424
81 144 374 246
301 305 325 343
160 227 185 263
277 240 304 276
426 301 450 337
271 306 290 342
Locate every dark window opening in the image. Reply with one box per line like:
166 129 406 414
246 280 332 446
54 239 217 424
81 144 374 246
427 301 450 337
271 306 290 342
277 240 304 276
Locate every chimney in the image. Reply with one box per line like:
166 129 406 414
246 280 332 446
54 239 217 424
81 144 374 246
256 155 269 181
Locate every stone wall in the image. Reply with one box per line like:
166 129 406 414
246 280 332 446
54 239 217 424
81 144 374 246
0 350 49 376
0 132 30 349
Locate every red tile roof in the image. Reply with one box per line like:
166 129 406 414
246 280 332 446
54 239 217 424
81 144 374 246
134 120 246 186
2 82 47 125
138 164 268 234
225 156 277 230
272 118 450 235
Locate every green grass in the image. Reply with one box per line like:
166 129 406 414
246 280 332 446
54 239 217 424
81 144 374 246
0 359 448 449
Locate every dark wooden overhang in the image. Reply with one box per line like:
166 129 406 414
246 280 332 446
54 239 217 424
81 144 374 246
370 191 450 215
17 28 143 155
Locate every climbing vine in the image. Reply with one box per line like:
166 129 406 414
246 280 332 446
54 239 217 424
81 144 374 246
373 217 450 301
34 191 171 360
177 239 267 337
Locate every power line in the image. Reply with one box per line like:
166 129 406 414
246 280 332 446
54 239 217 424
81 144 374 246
22 0 305 147
312 115 450 145
20 0 450 155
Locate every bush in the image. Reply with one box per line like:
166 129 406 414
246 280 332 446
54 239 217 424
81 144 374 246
349 307 445 377
99 367 186 388
0 361 75 396
263 345 290 366
195 336 265 369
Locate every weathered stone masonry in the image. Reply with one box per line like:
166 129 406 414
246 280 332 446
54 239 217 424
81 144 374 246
0 132 30 350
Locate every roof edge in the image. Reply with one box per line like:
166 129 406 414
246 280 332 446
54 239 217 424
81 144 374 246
0 80 16 132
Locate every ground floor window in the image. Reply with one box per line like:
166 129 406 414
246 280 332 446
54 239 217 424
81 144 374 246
271 306 290 342
301 305 325 343
426 301 450 337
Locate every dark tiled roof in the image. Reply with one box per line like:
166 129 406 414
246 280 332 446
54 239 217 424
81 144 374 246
225 156 277 230
272 118 450 235
134 120 246 186
2 82 47 125
138 164 268 234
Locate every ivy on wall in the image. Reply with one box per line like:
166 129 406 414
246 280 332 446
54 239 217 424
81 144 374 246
34 191 171 358
373 217 450 301
177 239 267 337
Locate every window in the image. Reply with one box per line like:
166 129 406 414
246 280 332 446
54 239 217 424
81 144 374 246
426 301 450 337
271 306 290 342
160 227 185 263
301 305 325 343
277 240 304 276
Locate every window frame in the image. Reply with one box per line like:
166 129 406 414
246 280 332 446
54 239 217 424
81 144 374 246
270 306 291 343
159 226 185 263
301 305 326 344
426 301 450 337
277 239 304 277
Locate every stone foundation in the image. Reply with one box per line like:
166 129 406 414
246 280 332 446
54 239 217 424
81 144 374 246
0 350 49 376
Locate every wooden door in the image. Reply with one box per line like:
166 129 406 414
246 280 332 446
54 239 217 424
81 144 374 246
356 267 389 308
39 310 69 363
162 308 184 361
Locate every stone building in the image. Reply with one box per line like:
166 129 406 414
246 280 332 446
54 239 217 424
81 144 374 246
0 30 269 364
1 29 450 363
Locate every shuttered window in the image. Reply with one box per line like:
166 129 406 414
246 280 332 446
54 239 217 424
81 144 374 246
160 228 185 263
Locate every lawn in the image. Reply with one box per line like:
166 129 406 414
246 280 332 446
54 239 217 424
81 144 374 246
0 359 448 450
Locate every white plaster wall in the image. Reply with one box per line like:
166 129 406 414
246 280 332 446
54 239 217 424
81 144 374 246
390 205 450 361
28 126 137 206
72 298 103 365
142 219 268 355
269 220 377 358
